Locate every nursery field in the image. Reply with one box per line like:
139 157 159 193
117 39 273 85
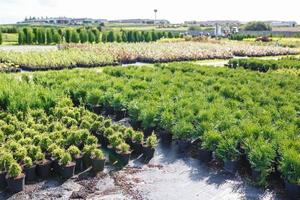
0 61 299 194
0 41 298 71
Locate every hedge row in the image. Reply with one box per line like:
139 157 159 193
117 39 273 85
16 27 179 45
228 57 300 72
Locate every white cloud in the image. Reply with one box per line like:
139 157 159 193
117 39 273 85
0 0 299 24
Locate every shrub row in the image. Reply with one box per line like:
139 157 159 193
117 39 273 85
16 27 178 45
0 42 297 71
228 57 300 72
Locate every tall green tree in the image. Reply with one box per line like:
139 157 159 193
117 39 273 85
122 31 128 42
116 33 122 43
37 28 46 44
25 28 34 44
88 30 95 43
151 31 158 41
70 30 80 43
107 31 116 42
0 31 2 45
53 30 62 44
65 29 72 43
145 32 153 42
46 29 53 44
168 32 174 38
102 32 107 43
92 29 100 43
79 29 88 43
18 31 25 45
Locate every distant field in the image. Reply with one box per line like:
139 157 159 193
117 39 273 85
2 33 18 45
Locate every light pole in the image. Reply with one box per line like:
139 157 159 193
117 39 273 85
154 9 158 22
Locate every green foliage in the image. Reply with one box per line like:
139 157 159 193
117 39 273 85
59 152 72 166
80 29 88 43
117 142 130 153
24 156 33 168
244 21 272 31
245 138 276 185
67 145 81 158
146 132 158 148
90 149 104 160
7 162 22 178
133 132 144 144
280 146 300 184
71 30 80 43
0 31 2 45
228 57 300 72
201 131 222 151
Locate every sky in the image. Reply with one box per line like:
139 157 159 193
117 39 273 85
0 0 299 24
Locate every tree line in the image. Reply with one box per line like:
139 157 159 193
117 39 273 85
17 27 180 45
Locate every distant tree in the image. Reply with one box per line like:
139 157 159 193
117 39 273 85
25 28 34 44
79 29 88 43
88 30 95 43
102 32 107 43
18 31 25 45
244 21 272 31
151 31 158 41
46 29 53 44
0 31 2 45
53 30 61 44
37 28 46 44
32 28 38 44
163 31 169 38
167 32 174 38
92 29 100 43
107 31 116 42
70 30 80 43
145 32 153 42
157 31 163 39
65 29 72 43
116 32 122 43
121 31 128 42
127 31 136 42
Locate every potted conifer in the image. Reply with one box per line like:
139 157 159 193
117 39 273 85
6 162 25 193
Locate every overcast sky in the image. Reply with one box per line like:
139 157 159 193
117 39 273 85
0 0 299 24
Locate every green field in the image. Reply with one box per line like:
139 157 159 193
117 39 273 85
1 33 18 45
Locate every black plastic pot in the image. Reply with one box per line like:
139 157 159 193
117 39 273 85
74 156 83 173
36 160 52 179
285 180 300 200
175 139 191 152
224 160 239 174
51 159 60 174
131 142 143 155
142 146 155 159
82 154 92 169
251 169 261 182
159 131 172 144
59 162 76 179
6 173 25 193
197 149 213 162
0 171 7 190
116 151 131 165
91 158 105 172
24 165 37 183
98 134 109 148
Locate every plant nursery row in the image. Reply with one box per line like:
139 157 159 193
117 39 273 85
0 42 297 71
